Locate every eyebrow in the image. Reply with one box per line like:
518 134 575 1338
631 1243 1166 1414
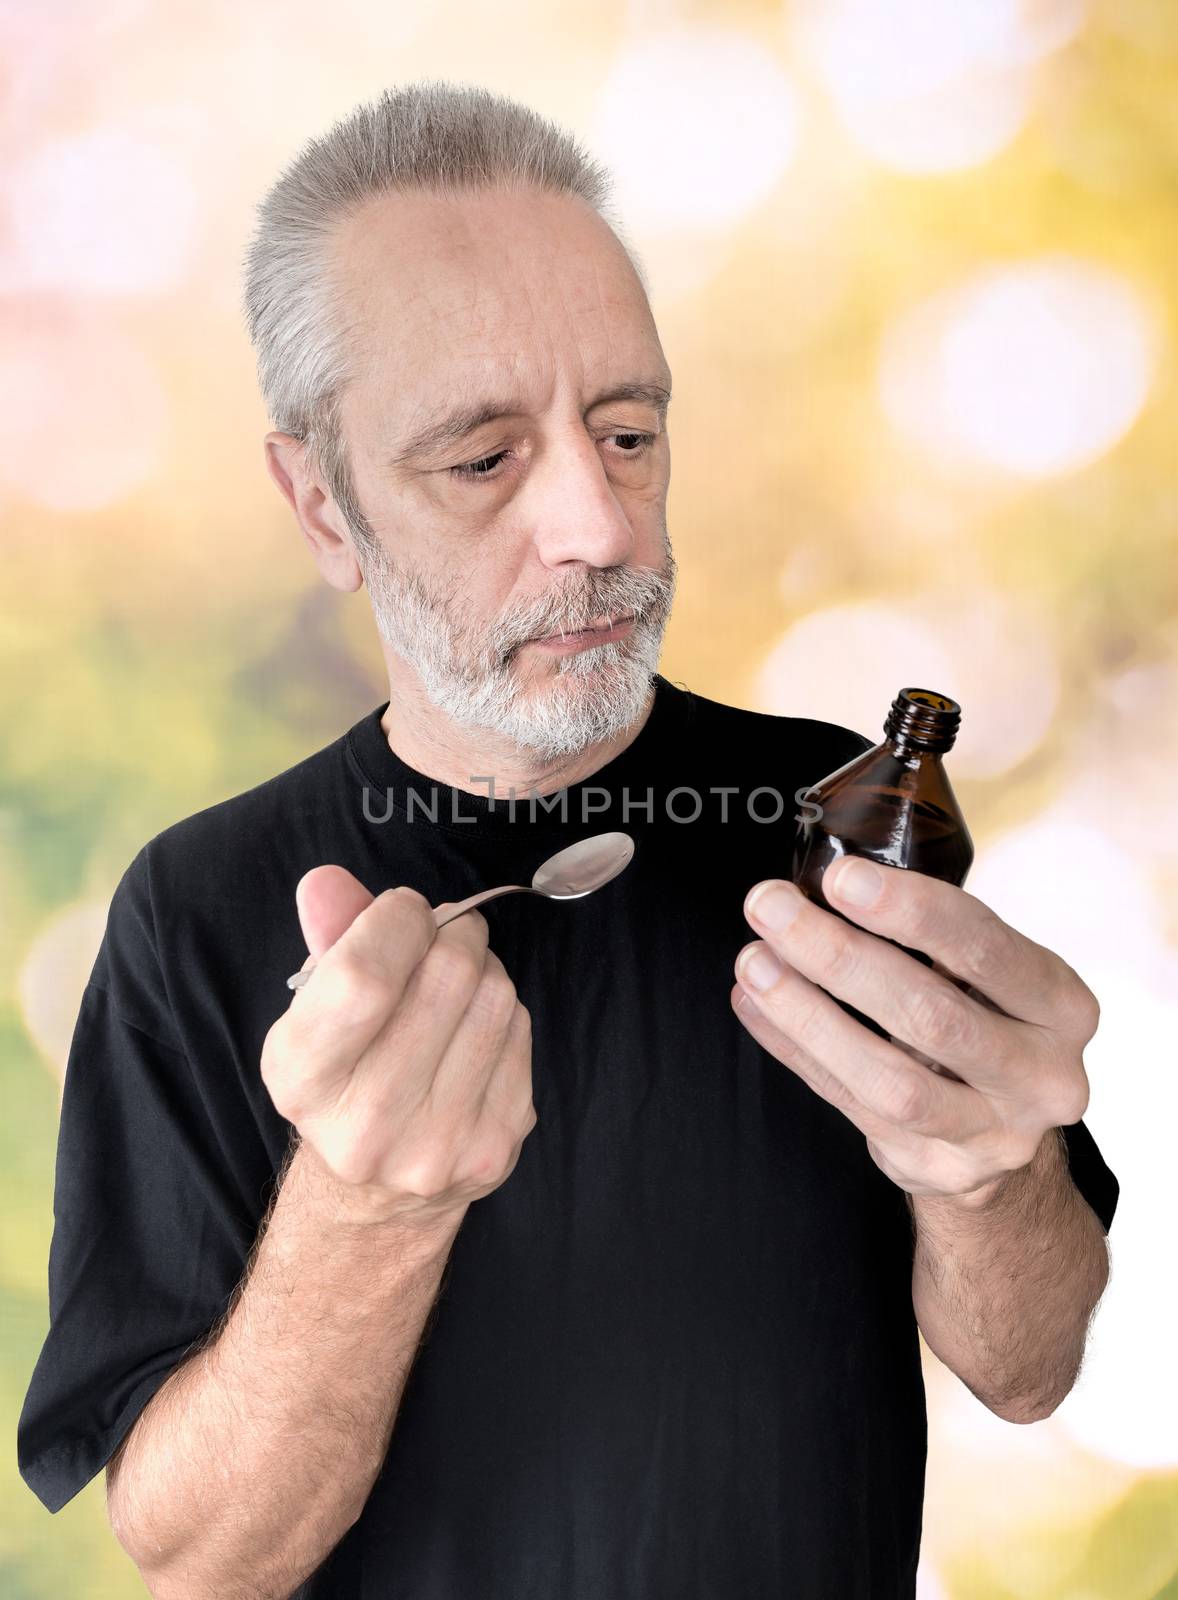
386 381 673 470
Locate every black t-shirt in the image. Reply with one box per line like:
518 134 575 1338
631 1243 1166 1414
18 674 1119 1598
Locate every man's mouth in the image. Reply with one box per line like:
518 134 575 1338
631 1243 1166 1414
523 612 637 653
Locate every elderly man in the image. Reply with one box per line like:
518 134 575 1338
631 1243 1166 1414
18 81 1118 1600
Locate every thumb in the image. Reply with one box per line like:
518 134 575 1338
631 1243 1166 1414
295 865 376 962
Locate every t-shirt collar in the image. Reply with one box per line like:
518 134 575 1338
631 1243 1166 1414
345 671 690 837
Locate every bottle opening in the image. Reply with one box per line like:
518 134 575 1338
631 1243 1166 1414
903 688 959 715
884 686 962 753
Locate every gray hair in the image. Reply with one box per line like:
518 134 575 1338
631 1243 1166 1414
241 79 647 541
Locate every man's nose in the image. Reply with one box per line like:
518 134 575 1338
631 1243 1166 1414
526 433 636 570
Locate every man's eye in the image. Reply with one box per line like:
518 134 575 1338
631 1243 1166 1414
448 432 655 482
450 450 509 480
611 432 654 454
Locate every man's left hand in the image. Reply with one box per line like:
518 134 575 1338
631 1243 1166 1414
731 856 1098 1200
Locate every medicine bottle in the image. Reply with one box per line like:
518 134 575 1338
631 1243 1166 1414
794 688 973 910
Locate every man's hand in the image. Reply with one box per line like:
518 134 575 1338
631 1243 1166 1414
262 865 536 1232
730 856 1098 1201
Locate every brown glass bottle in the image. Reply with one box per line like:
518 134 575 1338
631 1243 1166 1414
793 688 973 911
792 690 973 1049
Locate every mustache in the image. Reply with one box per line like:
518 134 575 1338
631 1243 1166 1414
491 560 676 657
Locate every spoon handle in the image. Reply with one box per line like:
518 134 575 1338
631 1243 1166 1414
285 883 533 990
433 883 533 928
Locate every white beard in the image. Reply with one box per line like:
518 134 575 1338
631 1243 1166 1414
356 535 677 761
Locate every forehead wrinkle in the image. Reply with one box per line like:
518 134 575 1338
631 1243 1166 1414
373 226 669 468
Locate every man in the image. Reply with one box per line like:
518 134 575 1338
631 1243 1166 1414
18 81 1118 1599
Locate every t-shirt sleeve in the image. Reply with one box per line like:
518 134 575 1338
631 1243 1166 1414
17 847 261 1514
1060 1118 1120 1235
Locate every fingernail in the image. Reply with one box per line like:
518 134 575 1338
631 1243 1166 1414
829 857 881 908
747 880 802 932
739 943 783 992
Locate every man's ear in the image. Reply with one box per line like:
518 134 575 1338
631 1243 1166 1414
263 431 363 593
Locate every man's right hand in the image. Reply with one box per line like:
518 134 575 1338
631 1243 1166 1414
261 865 536 1231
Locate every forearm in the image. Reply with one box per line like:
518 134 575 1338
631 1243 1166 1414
106 1134 466 1600
909 1126 1110 1422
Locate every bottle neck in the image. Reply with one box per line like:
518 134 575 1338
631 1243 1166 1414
884 734 943 764
883 690 960 755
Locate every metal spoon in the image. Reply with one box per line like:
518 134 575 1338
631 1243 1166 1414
285 830 636 990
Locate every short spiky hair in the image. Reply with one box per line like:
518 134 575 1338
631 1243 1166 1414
241 79 646 535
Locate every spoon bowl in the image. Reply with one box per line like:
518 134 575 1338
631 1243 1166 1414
286 830 635 989
529 831 635 900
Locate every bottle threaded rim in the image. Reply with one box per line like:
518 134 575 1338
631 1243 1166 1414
884 687 961 753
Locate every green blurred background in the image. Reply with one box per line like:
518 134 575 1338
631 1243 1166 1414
4 0 1177 1594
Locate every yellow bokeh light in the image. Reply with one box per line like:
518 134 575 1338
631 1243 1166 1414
878 256 1158 477
593 29 800 232
793 0 1086 172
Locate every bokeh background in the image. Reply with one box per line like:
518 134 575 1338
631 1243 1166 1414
4 0 1177 1594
